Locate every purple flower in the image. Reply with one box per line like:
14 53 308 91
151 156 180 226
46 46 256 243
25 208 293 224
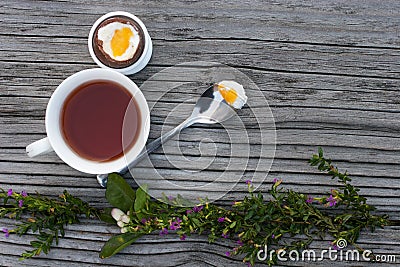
273 178 278 183
332 244 339 250
7 189 12 197
18 200 23 208
168 196 174 201
222 233 229 239
306 195 314 204
21 191 28 197
217 217 225 223
180 234 186 241
271 234 275 239
186 209 193 215
2 228 9 238
245 180 252 185
141 218 147 224
192 205 203 213
327 195 337 206
159 228 168 236
225 251 231 257
169 218 182 230
236 239 244 246
246 262 252 267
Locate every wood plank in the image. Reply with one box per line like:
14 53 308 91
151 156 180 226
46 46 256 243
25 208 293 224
1 36 399 78
1 0 399 47
1 147 399 179
1 125 399 159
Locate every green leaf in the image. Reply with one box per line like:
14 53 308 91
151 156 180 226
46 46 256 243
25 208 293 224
318 147 323 158
105 173 135 212
134 185 148 214
30 241 42 248
192 218 201 227
245 210 254 220
341 214 353 224
98 208 116 224
100 233 142 259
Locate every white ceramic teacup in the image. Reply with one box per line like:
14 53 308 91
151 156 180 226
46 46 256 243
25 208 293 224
26 68 150 174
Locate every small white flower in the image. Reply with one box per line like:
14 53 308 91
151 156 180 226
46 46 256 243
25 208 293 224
111 208 131 228
111 208 125 221
121 227 129 233
121 215 130 224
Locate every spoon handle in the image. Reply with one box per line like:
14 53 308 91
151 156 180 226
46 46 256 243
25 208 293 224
122 118 193 173
96 117 195 187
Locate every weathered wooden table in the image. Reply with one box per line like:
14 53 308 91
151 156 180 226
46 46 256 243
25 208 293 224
1 0 399 266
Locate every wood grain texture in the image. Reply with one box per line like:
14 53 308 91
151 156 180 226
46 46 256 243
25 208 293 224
0 0 399 266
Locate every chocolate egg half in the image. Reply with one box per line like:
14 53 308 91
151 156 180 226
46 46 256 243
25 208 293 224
92 16 145 69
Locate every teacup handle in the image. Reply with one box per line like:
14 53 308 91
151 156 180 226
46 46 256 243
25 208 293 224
26 137 54 157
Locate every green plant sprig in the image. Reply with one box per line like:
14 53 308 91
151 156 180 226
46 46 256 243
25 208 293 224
100 148 389 266
0 189 100 260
